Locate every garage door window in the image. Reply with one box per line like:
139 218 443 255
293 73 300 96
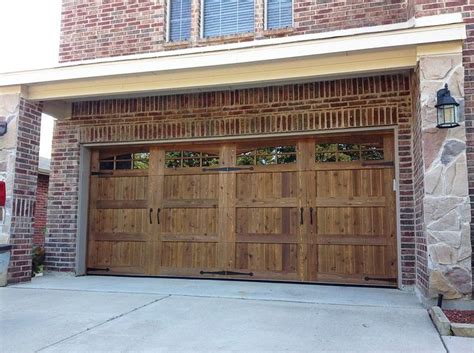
165 151 219 168
315 143 384 163
237 145 296 166
99 152 150 170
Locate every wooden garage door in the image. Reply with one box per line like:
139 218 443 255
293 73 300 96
87 132 397 286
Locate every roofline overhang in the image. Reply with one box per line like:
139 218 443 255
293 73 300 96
0 13 466 110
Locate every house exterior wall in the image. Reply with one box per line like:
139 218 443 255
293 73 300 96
24 0 468 298
33 174 49 247
44 74 418 286
0 95 42 283
59 0 410 63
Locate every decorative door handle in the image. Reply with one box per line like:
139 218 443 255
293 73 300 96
149 208 153 224
310 207 313 225
157 208 161 225
300 207 304 225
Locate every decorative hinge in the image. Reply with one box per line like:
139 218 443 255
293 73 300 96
200 270 254 276
202 166 254 172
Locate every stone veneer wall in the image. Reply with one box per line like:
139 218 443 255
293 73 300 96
45 74 418 285
416 54 472 299
0 95 42 283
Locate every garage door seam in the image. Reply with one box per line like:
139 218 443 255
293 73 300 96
34 294 171 352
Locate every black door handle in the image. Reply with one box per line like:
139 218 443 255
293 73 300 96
310 207 313 225
149 208 153 224
300 207 304 225
157 208 161 225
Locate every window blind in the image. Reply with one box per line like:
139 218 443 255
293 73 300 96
169 0 192 41
267 0 292 29
203 0 255 37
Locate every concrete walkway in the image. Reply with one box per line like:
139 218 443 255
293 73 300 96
0 274 449 352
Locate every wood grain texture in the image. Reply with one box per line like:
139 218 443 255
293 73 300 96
87 131 398 286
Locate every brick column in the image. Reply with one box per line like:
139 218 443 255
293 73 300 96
44 120 80 272
0 93 42 283
414 54 472 300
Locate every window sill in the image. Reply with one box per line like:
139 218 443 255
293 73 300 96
163 40 193 50
196 32 256 46
260 27 296 38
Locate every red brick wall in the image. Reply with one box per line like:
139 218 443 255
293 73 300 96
8 99 42 283
59 0 409 63
33 174 49 246
410 66 428 294
46 74 417 286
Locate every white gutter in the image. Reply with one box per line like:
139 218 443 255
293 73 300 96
0 13 465 88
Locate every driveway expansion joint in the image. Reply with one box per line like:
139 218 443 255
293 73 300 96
34 294 171 352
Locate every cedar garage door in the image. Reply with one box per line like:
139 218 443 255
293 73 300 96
87 131 398 286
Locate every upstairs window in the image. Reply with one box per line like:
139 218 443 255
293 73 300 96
266 0 292 30
169 0 192 41
203 0 255 37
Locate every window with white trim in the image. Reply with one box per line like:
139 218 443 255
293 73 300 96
202 0 255 37
169 0 192 41
266 0 292 30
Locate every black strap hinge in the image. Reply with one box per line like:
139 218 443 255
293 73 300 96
202 167 254 172
200 270 253 276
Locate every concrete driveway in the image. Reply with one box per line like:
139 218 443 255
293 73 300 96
1 275 447 353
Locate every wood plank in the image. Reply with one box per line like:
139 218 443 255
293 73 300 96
91 232 148 242
235 198 298 208
314 197 386 207
236 234 298 244
163 199 218 208
96 200 148 209
313 236 389 246
161 234 219 242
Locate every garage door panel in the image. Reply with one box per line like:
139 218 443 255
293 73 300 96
161 208 218 236
88 133 398 285
315 207 385 236
88 241 147 274
234 243 298 274
163 174 219 200
160 242 218 269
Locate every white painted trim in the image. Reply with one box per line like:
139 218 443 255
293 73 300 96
200 0 204 38
0 14 465 88
166 0 171 42
393 126 403 289
75 146 90 276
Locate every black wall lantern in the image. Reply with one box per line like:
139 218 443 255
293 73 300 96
436 83 459 128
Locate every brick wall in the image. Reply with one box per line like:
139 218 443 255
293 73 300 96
46 73 417 286
8 99 42 283
33 173 49 247
59 0 409 63
410 66 428 293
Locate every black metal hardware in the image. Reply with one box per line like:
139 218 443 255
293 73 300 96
87 267 110 272
202 166 254 172
361 161 394 167
309 207 313 225
149 208 153 224
364 276 397 283
300 207 304 225
200 270 254 276
91 171 112 176
157 208 161 225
